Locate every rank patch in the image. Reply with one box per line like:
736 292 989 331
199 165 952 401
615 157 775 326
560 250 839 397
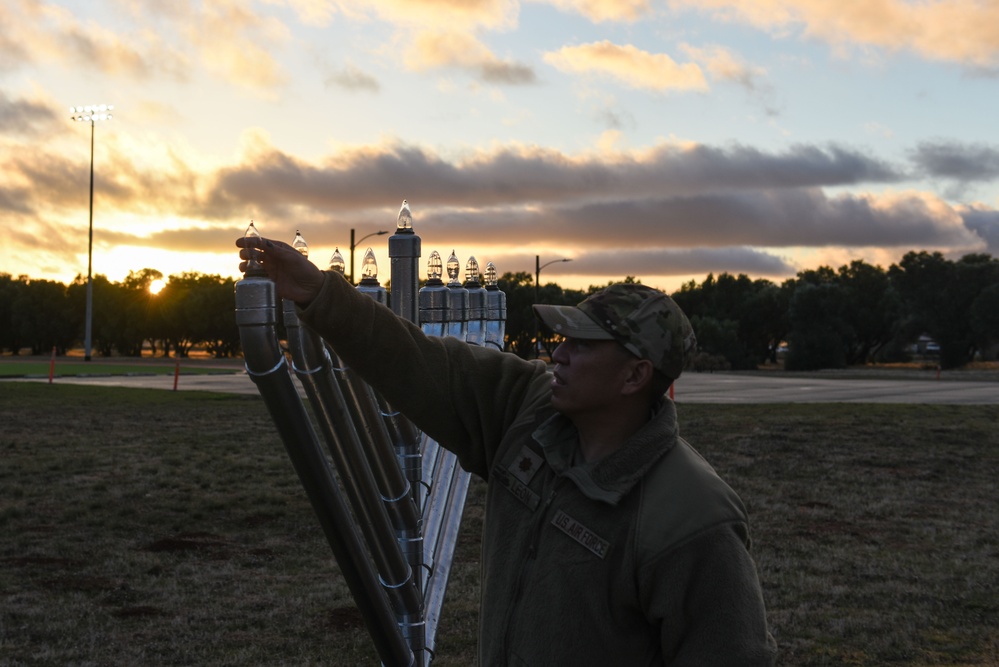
507 445 544 485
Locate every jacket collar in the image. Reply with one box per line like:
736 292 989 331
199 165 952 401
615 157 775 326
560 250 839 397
532 399 679 505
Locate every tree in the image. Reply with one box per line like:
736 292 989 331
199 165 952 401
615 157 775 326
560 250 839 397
185 275 240 358
889 252 999 368
157 273 200 357
970 283 999 360
784 282 851 371
14 278 77 355
0 274 22 354
672 273 786 369
119 269 164 356
497 271 536 357
835 260 903 364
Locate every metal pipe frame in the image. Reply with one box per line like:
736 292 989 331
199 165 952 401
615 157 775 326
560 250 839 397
463 274 487 348
484 272 507 352
237 220 506 665
354 269 427 600
283 300 425 657
235 274 414 667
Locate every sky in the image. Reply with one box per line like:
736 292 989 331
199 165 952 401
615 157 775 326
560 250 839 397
3 0 999 294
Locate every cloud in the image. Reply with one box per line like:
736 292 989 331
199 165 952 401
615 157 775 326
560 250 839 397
3 0 191 81
3 0 287 92
2 123 991 285
417 188 983 253
269 0 340 26
0 91 61 137
674 0 999 68
325 63 381 92
199 139 905 218
278 0 520 31
0 1 34 72
680 43 761 88
911 141 999 182
959 204 999 257
541 0 653 22
0 125 911 224
679 43 778 113
175 1 291 92
594 107 635 131
544 41 708 91
405 30 536 84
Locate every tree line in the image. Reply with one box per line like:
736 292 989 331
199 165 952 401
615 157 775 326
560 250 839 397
0 269 239 358
499 250 999 370
2 250 996 370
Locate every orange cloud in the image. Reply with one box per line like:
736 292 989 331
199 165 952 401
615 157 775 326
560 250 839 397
675 0 999 67
275 0 519 30
541 0 653 22
405 30 536 83
4 0 288 93
177 1 290 93
544 41 708 91
680 44 765 86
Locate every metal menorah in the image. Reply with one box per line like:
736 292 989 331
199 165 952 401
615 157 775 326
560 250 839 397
234 208 506 666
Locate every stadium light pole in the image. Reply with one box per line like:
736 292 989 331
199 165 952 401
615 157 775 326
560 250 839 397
349 228 389 285
534 255 572 358
71 104 113 362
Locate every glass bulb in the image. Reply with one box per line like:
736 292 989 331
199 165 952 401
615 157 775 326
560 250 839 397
361 247 378 280
292 230 308 257
329 247 345 274
446 250 460 286
465 256 479 284
427 250 443 281
244 221 263 272
397 200 413 230
485 262 498 287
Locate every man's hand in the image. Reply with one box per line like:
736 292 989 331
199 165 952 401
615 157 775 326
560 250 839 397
235 235 326 305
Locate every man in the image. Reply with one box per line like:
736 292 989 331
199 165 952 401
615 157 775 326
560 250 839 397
237 236 777 666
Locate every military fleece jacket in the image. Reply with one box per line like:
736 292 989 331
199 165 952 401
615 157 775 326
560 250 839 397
299 271 777 666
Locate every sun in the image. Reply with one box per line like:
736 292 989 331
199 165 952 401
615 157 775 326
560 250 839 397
149 279 166 295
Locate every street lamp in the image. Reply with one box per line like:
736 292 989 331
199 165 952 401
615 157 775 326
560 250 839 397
71 104 114 362
534 255 572 357
350 228 389 285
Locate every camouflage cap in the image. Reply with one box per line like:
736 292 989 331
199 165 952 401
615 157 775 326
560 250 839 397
533 283 696 380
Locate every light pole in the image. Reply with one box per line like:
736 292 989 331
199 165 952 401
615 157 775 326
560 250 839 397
534 255 572 357
350 228 389 285
71 104 113 361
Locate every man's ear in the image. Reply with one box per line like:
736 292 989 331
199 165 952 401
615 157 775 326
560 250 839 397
620 358 654 397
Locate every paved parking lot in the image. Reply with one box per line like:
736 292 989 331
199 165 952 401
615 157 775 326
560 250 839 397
9 369 998 404
671 372 998 404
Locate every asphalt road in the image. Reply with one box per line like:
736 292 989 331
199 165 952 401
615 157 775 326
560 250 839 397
9 369 998 404
671 372 998 404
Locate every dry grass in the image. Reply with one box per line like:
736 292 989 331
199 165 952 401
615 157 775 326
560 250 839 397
679 402 999 666
1 383 997 665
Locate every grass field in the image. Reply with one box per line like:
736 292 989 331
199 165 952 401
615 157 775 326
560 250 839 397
0 356 244 379
1 382 997 665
